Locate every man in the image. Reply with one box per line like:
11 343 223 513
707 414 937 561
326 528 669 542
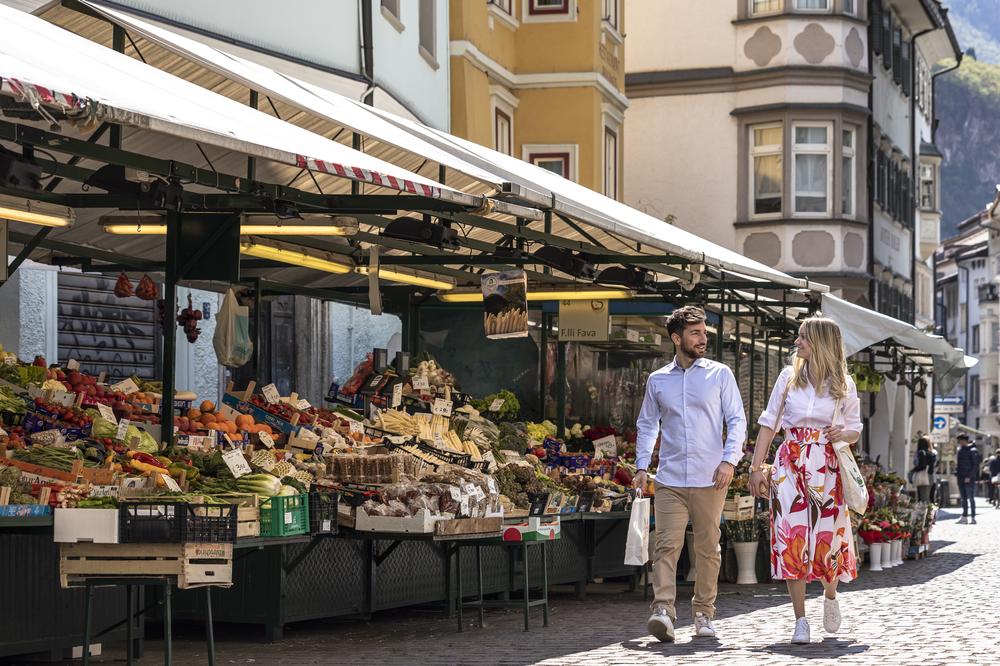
955 433 982 524
634 306 746 642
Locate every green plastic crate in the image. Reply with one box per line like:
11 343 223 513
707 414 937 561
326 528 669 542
259 495 309 537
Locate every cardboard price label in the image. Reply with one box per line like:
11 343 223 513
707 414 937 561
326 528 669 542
185 435 216 452
89 485 120 498
592 434 618 460
222 448 252 478
67 358 80 371
296 398 312 411
412 376 430 391
258 431 275 448
116 418 131 442
431 398 453 418
391 383 403 408
298 427 320 442
261 384 280 404
348 420 365 435
111 378 140 395
160 473 182 492
433 432 446 449
489 398 505 412
97 403 117 424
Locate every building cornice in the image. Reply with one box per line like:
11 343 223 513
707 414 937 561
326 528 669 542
734 217 869 229
626 65 872 99
730 101 871 117
731 12 867 27
450 39 629 109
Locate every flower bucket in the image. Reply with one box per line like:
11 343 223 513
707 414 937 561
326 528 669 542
733 540 758 585
868 542 884 571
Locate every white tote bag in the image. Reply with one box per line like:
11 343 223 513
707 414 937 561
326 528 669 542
624 497 650 566
828 396 868 515
212 288 254 368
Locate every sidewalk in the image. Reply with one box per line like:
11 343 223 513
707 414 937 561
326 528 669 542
80 504 1000 665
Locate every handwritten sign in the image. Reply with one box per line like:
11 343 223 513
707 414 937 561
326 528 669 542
89 485 120 498
348 420 364 435
111 378 140 395
412 376 430 391
186 435 216 452
222 448 252 478
67 358 80 371
296 398 311 411
97 403 117 424
391 383 403 408
160 473 182 492
489 398 505 412
298 427 320 442
431 398 453 418
258 431 275 448
261 384 280 404
592 434 618 460
115 418 131 441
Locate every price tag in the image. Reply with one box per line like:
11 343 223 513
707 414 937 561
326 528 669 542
349 420 365 435
258 431 275 448
431 398 453 417
67 358 80 371
97 403 117 424
284 511 293 525
369 403 381 421
486 476 498 495
412 376 430 391
222 448 252 478
470 485 486 501
296 398 311 410
261 384 280 404
461 482 476 497
116 418 131 441
433 432 446 449
160 473 182 492
489 398 505 412
185 435 215 452
368 374 383 388
298 427 320 442
111 378 140 395
391 383 403 408
89 484 120 498
626 329 640 343
592 434 617 460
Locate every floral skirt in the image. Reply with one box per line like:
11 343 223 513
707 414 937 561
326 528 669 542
769 427 858 583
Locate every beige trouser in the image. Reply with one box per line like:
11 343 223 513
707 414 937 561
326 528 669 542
650 484 727 620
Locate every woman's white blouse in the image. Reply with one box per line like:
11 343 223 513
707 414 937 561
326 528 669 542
758 366 863 433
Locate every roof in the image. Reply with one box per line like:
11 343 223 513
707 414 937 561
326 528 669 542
920 140 943 158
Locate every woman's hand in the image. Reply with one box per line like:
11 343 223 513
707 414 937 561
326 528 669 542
823 425 845 442
749 469 768 498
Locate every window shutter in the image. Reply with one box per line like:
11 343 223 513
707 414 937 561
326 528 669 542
882 11 892 69
870 0 883 54
901 41 911 95
893 30 903 83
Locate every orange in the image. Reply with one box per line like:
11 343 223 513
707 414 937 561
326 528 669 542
200 400 216 413
256 424 272 436
235 414 255 430
199 412 217 425
206 423 221 431
186 408 202 421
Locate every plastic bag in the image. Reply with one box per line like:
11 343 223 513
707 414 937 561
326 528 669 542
213 289 253 367
624 497 650 566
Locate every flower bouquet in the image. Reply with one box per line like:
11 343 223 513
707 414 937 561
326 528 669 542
858 517 885 544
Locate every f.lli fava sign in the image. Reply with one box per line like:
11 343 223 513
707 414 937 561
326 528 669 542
558 300 610 342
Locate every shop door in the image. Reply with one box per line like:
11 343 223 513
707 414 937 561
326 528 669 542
57 272 159 380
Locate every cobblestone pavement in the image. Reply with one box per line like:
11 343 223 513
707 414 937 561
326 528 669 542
86 505 1000 665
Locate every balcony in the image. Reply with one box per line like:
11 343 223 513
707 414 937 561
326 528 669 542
979 284 998 303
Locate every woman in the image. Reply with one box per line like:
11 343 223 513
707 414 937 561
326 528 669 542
909 437 936 502
749 316 863 645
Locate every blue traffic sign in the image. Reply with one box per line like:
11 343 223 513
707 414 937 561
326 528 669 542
932 416 947 430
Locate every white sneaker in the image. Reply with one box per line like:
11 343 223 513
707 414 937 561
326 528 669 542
791 617 811 644
971 517 977 524
957 516 968 524
647 608 675 643
823 596 841 633
694 612 716 638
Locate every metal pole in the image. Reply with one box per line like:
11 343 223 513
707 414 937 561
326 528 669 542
715 293 725 360
556 341 567 438
253 277 263 381
749 324 757 423
247 90 258 191
161 209 180 448
111 26 124 149
539 312 548 419
351 133 362 195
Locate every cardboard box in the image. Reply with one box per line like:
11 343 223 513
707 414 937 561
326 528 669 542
353 506 438 533
54 508 119 543
502 516 561 542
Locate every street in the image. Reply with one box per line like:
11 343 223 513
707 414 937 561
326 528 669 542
87 503 1000 666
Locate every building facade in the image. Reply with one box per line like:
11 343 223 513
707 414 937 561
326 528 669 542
624 0 959 315
449 0 628 197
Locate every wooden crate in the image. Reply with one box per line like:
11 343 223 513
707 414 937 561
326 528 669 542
60 542 233 589
724 495 754 512
434 516 503 537
722 506 755 521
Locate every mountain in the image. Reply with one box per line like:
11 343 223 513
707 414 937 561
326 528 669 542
936 1 1000 237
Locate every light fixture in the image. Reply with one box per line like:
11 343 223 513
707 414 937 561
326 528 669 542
438 288 633 303
0 196 73 227
103 222 167 234
532 246 596 279
596 266 656 291
356 266 455 291
381 216 460 250
240 241 352 274
102 221 356 236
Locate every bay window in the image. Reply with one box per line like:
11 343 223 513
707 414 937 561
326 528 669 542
750 124 782 217
792 123 832 215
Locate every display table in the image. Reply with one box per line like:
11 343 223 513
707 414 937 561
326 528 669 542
454 538 550 632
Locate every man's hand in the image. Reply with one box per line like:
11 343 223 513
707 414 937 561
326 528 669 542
713 462 735 490
633 470 648 496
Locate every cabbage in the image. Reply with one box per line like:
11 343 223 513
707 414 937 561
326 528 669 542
91 416 118 439
42 379 66 391
127 425 159 454
278 484 299 496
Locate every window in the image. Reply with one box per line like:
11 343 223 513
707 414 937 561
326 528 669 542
792 123 831 215
991 384 998 413
843 0 856 15
992 322 999 352
881 10 892 70
604 126 619 199
494 108 512 156
603 0 619 29
524 145 577 182
750 0 781 15
418 0 436 64
875 148 885 208
901 39 911 96
970 375 980 407
489 0 513 14
920 163 935 210
973 324 981 353
870 0 883 54
381 0 400 19
529 0 569 15
842 128 855 217
532 154 569 177
892 28 902 83
750 124 782 217
795 0 830 10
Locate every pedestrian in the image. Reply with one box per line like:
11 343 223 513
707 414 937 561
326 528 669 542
748 316 862 645
908 436 936 502
634 305 746 643
955 433 981 524
989 452 1000 508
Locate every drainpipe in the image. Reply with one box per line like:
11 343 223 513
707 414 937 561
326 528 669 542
960 261 970 406
929 54 962 144
910 28 934 326
867 12 876 310
360 0 375 105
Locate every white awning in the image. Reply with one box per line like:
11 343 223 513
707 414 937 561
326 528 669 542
0 4 466 203
77 0 818 292
821 293 975 393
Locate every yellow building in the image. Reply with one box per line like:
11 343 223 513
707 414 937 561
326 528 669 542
448 0 627 199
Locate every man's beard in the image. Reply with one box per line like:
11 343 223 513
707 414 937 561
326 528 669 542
681 341 706 359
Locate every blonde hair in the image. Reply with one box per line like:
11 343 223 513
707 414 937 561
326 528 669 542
790 315 849 399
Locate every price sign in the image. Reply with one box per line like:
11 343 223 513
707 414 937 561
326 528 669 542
258 431 275 448
261 384 280 404
349 420 365 435
369 403 381 421
89 485 120 498
626 329 640 343
111 378 140 395
433 432 446 449
391 383 403 408
67 358 80 371
160 473 182 492
431 398 453 418
284 511 294 525
412 376 430 391
186 435 215 452
298 427 320 442
97 403 117 424
222 448 252 478
296 398 312 411
116 418 131 442
489 398 505 412
486 476 498 495
592 434 618 460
